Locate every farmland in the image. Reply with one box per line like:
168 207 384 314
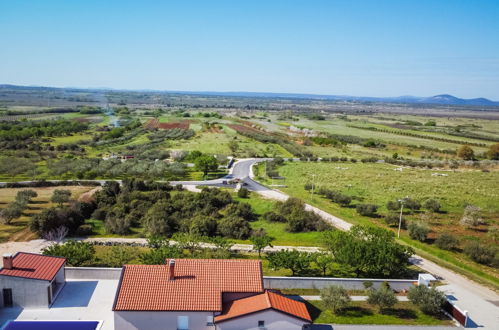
1 85 498 288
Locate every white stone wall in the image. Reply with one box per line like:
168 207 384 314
216 309 307 330
114 311 215 330
0 276 50 308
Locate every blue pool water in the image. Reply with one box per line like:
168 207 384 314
4 321 100 330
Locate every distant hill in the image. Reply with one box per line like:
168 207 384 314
1 84 498 107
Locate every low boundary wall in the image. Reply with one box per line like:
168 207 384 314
263 276 415 291
65 267 415 291
66 267 122 280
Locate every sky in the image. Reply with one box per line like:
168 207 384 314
1 0 499 99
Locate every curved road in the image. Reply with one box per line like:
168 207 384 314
0 158 497 327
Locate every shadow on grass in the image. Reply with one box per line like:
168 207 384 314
339 306 374 318
29 200 48 204
382 308 417 319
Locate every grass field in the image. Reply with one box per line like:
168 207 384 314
306 300 453 325
265 161 499 288
0 186 96 242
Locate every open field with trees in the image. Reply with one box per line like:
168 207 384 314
1 85 498 290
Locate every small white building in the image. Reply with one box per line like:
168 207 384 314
0 252 66 309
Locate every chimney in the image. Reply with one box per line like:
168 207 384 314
3 253 13 270
168 259 175 281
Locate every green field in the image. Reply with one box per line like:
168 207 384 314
306 301 452 325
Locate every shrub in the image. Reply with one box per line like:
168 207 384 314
460 205 483 227
51 189 72 206
463 241 496 265
263 211 287 223
217 215 251 239
304 183 313 191
99 245 139 267
435 233 458 250
408 221 430 242
75 224 93 236
404 198 421 211
237 187 249 198
408 285 447 315
457 145 474 160
42 241 95 266
367 286 397 312
356 204 378 217
386 200 401 211
384 213 403 227
423 199 441 213
320 286 351 314
363 281 373 290
267 250 313 276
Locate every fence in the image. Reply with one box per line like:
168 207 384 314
443 300 469 327
66 267 416 291
263 276 415 291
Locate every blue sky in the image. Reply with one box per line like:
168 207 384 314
1 0 499 99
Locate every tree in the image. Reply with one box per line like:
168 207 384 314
423 199 441 213
487 143 499 160
218 215 251 239
463 241 496 265
15 189 37 204
140 241 182 264
42 241 95 266
100 246 138 267
142 200 178 237
237 187 249 198
356 204 378 217
435 233 458 250
320 286 351 314
105 205 132 235
367 286 397 312
322 226 413 277
250 230 275 257
385 213 403 227
408 285 447 315
51 189 72 206
0 202 25 224
460 205 483 228
267 250 313 276
314 252 335 276
408 221 430 242
457 145 474 160
194 155 218 177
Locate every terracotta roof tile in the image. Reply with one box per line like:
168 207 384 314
215 291 312 323
0 252 66 281
113 259 264 311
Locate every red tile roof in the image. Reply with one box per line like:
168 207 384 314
113 259 264 311
215 290 311 323
0 252 66 281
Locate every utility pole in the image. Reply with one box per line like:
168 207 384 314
311 174 317 200
397 196 408 238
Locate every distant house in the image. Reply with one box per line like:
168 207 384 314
0 252 66 308
113 259 311 330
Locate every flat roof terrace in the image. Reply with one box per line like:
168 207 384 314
0 279 118 330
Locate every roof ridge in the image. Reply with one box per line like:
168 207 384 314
265 290 272 307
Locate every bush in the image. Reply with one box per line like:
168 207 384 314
42 241 95 266
304 183 313 191
384 213 403 227
367 286 397 312
264 211 287 223
463 241 496 265
237 187 249 198
423 199 441 213
408 221 430 241
267 250 313 276
408 285 447 315
386 200 401 211
99 245 139 267
460 205 483 227
217 215 251 239
75 224 93 236
435 233 458 250
356 204 378 217
320 286 351 314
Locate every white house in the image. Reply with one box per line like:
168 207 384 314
0 252 66 309
113 259 311 330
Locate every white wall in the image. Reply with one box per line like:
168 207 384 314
0 276 50 308
54 266 65 284
216 309 307 330
114 311 215 330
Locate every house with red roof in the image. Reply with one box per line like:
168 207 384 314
113 259 311 330
0 252 66 308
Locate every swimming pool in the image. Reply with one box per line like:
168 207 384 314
3 320 101 330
